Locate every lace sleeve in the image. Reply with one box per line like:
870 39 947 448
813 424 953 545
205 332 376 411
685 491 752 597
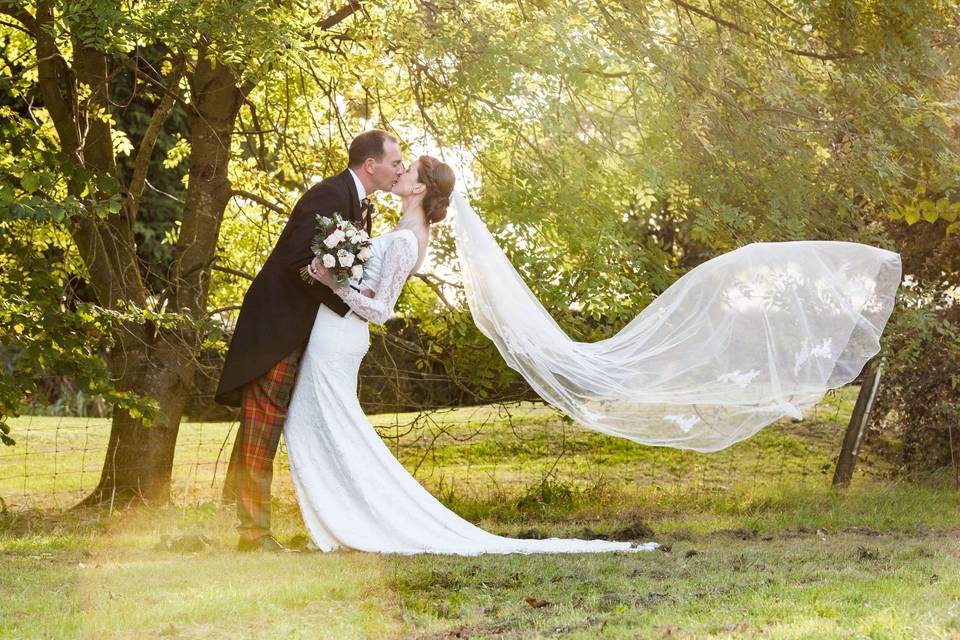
333 231 418 325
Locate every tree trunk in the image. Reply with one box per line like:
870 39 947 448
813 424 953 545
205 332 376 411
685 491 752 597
16 3 251 508
77 326 197 506
832 358 882 487
79 50 245 507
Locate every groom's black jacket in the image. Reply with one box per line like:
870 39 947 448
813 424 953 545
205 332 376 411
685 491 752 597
214 169 371 407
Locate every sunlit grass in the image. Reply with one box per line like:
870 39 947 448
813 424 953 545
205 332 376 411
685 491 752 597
3 386 959 639
0 386 885 510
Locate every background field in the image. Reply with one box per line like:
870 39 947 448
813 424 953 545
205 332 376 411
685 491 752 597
3 388 960 639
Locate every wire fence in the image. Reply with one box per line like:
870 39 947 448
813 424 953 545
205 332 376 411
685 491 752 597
0 386 890 512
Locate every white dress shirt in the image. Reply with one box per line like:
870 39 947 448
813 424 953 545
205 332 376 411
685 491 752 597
347 168 366 203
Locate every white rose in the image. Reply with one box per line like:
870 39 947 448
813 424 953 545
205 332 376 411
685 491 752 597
350 265 363 279
322 234 339 249
358 247 373 261
338 251 355 267
321 253 336 268
358 230 369 241
323 229 345 249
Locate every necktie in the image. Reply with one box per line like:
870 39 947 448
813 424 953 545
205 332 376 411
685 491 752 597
360 197 375 228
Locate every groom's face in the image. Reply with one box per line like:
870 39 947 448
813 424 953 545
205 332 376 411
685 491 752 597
368 141 405 193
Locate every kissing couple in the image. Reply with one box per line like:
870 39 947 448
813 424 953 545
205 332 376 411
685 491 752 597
216 129 900 554
216 130 657 554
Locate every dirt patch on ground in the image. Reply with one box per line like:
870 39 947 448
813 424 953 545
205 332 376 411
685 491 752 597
610 521 656 540
507 519 655 542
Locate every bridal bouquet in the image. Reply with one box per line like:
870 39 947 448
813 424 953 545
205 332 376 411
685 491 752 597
300 212 373 286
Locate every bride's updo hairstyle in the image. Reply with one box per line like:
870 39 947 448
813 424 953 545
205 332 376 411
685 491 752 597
417 155 455 224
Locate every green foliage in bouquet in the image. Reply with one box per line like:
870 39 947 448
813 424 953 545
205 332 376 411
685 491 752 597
300 212 372 287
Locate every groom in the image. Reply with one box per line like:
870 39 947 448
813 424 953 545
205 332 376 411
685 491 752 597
215 130 404 552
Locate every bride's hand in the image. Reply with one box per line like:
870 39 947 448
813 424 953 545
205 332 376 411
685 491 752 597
304 257 335 288
361 288 375 298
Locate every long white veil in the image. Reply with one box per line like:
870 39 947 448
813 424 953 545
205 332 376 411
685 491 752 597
450 191 902 452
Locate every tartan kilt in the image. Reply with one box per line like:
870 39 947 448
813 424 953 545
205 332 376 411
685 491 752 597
224 347 302 538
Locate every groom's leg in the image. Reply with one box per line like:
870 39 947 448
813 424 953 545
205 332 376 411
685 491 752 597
236 348 302 541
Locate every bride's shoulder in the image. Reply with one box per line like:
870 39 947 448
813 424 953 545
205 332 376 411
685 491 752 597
382 229 421 272
384 228 419 249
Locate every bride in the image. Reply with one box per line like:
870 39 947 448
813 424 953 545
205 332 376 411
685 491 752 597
287 154 900 555
286 155 658 554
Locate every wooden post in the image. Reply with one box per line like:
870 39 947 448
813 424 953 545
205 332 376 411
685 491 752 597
833 358 882 487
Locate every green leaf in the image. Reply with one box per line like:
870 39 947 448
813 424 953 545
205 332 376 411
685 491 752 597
21 172 40 194
940 202 958 223
904 207 921 225
96 174 122 196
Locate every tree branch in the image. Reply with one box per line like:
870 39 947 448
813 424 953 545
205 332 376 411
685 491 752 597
318 0 363 30
672 0 744 33
669 0 857 61
240 97 269 172
123 56 198 116
414 273 458 311
231 189 289 217
782 47 856 61
126 56 186 224
0 17 33 36
0 0 38 33
206 304 243 316
74 40 147 305
33 1 80 156
145 178 186 204
760 0 805 26
672 69 750 118
211 264 255 281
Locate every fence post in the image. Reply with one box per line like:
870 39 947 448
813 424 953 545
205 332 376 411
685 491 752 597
832 358 882 487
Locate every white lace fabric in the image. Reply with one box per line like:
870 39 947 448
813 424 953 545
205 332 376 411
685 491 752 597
333 229 418 325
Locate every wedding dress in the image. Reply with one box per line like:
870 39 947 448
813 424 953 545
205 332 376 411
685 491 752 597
285 190 900 554
283 228 658 554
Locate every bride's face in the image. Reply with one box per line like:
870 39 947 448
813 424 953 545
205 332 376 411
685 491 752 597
390 160 424 199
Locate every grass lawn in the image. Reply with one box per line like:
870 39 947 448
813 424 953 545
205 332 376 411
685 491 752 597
3 388 960 639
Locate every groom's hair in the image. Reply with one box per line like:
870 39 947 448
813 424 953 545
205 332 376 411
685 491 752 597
348 130 398 168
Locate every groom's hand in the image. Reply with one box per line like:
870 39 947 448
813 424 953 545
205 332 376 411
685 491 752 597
306 257 335 288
